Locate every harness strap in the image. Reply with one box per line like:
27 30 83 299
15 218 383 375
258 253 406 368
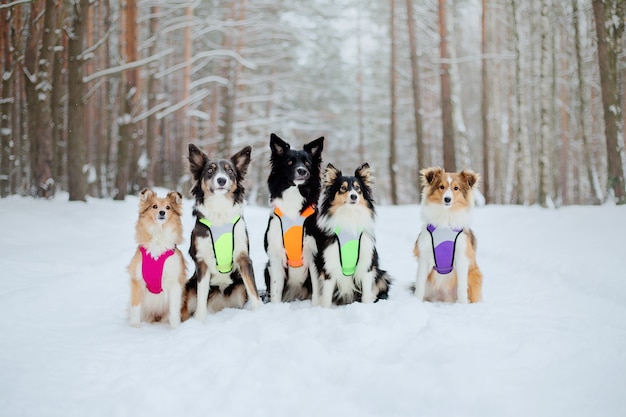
140 247 176 294
427 224 462 275
199 215 241 273
274 205 316 268
334 228 362 276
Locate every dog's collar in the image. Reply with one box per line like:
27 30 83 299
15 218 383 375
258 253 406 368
334 227 362 276
427 224 462 274
198 215 241 273
274 205 316 268
140 247 176 294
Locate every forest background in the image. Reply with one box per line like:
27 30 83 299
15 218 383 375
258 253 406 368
0 0 624 206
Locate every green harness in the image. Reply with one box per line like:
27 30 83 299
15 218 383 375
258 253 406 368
334 227 362 276
198 215 241 274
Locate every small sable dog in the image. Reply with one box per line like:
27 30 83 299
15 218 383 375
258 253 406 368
414 167 483 303
181 144 261 321
316 163 391 306
264 133 324 303
128 188 186 328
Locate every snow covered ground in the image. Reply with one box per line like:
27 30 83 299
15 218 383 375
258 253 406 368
1 193 625 417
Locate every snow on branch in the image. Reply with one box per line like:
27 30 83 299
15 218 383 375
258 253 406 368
82 49 173 83
156 89 209 120
0 0 30 9
154 49 256 79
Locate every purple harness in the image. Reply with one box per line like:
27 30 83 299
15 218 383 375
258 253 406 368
427 224 462 275
140 247 175 294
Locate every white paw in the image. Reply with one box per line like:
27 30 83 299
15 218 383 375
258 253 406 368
248 297 262 310
195 309 207 322
457 295 469 304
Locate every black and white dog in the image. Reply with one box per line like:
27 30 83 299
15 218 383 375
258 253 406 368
264 133 324 303
315 163 391 306
181 144 261 321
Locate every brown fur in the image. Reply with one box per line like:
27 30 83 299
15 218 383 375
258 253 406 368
128 188 186 327
414 167 483 303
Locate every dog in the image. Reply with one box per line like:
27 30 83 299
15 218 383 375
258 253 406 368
316 163 391 306
128 188 186 328
413 167 483 303
264 133 324 303
181 144 261 322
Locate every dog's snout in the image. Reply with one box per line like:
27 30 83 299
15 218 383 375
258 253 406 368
350 193 358 201
217 177 227 187
159 210 166 217
444 196 452 204
297 167 308 177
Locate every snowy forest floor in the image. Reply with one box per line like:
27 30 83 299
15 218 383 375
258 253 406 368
1 193 625 417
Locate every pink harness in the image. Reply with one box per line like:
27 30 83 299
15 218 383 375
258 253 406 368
140 247 175 294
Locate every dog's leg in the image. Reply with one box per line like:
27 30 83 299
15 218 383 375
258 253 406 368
304 235 320 306
265 216 287 303
195 263 211 321
168 284 182 328
360 270 376 303
237 254 261 309
268 263 285 303
454 234 470 304
130 278 143 327
321 273 336 308
414 233 434 301
358 235 376 303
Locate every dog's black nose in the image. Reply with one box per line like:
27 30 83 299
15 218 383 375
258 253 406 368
350 193 358 201
297 167 308 177
444 196 452 204
159 210 166 216
217 177 227 186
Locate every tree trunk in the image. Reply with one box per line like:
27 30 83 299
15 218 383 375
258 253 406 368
388 0 398 204
145 5 160 188
114 0 139 200
572 0 602 204
537 0 550 207
592 0 626 203
438 0 456 172
67 0 90 201
0 0 13 197
481 0 490 203
405 0 426 195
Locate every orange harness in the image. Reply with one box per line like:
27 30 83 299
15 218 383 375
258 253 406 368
274 205 316 268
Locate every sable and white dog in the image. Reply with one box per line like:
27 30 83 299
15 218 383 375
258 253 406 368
181 144 261 321
316 163 392 306
128 188 186 328
413 167 483 303
264 133 324 303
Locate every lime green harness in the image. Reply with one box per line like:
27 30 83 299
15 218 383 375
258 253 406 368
334 228 362 276
198 215 241 274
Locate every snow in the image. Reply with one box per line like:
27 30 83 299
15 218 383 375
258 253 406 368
1 194 626 417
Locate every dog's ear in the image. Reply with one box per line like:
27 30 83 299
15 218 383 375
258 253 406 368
420 167 443 187
166 191 183 214
188 143 208 180
355 163 373 188
304 136 324 159
231 146 252 178
323 163 341 188
460 170 480 189
270 133 289 157
138 188 155 213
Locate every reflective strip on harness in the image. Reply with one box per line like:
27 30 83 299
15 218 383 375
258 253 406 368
140 247 176 294
427 224 462 275
334 228 362 276
199 215 241 273
274 205 316 268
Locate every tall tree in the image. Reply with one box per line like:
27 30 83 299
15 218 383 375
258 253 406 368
537 0 551 207
67 0 91 201
388 0 398 204
481 0 491 203
592 0 626 203
405 0 426 188
438 0 456 171
0 0 13 197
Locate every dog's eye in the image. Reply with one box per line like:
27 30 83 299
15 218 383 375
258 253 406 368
454 186 459 191
340 185 347 193
207 168 213 174
287 160 293 166
304 161 311 167
439 185 445 190
152 204 158 209
166 205 171 210
354 185 361 192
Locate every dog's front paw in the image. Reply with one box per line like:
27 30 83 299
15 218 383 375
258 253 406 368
456 294 469 304
130 306 141 327
248 296 262 310
194 309 207 322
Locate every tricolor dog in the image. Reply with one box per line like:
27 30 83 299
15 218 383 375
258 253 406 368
413 167 483 303
181 144 261 321
316 163 391 306
264 133 324 303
